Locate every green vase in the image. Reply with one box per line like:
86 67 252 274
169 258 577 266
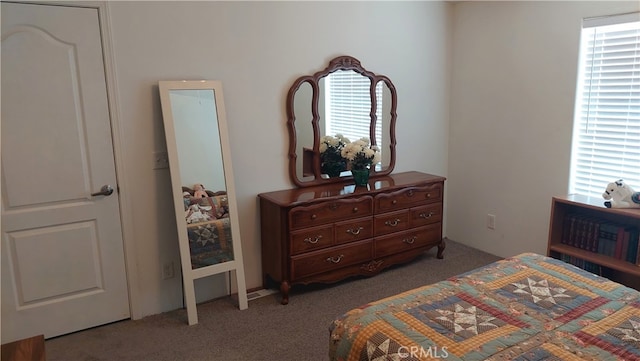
321 161 346 178
351 168 370 187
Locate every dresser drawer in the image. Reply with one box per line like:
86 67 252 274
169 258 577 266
410 203 442 227
334 217 374 245
290 240 373 280
374 210 409 236
289 196 373 230
290 225 334 255
375 183 443 213
374 224 441 258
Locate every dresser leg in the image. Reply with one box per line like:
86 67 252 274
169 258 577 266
280 281 290 305
437 239 446 259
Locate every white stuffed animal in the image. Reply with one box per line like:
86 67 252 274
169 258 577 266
602 179 640 209
185 204 212 223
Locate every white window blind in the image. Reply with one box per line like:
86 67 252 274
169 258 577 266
569 13 640 197
325 70 382 147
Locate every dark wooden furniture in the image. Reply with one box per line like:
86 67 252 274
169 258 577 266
1 335 45 361
547 194 640 290
287 55 397 187
259 171 445 304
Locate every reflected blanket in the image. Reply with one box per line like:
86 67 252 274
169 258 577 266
329 253 640 360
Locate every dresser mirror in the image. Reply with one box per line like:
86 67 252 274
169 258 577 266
287 56 397 187
159 80 248 325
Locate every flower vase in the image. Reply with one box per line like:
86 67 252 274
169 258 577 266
351 168 370 187
322 161 346 178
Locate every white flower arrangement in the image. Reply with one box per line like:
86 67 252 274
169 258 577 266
340 137 381 170
319 134 350 164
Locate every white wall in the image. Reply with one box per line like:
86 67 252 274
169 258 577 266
447 1 640 258
107 1 452 317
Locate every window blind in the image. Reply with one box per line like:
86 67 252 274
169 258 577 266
570 13 640 197
325 70 382 147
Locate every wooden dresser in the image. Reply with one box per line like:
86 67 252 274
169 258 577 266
258 171 445 304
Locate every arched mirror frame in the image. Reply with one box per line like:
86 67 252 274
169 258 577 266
287 55 397 187
158 80 248 325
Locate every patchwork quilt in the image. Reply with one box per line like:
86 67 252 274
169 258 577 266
187 217 233 268
329 253 640 360
183 194 234 268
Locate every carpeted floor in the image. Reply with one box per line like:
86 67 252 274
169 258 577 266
45 239 501 361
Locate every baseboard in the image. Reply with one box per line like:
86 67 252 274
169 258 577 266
246 288 278 301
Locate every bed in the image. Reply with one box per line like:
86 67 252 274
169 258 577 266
329 253 640 360
182 187 233 268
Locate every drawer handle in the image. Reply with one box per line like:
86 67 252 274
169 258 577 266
403 236 417 244
326 254 344 264
303 235 322 244
330 203 339 210
385 218 401 227
420 211 435 219
311 214 317 220
352 207 358 213
346 227 364 235
407 190 414 197
392 200 397 205
426 193 432 199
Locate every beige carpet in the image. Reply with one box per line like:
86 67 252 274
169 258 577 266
45 239 501 361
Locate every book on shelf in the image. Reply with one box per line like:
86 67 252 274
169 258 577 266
614 226 626 259
559 254 603 276
562 214 599 251
561 213 639 265
626 227 639 264
597 221 617 257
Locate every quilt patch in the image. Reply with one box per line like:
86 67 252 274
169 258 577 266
572 303 640 361
329 253 640 361
395 292 534 359
358 331 420 361
190 225 219 247
187 218 233 268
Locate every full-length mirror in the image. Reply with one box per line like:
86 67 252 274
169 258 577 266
159 80 247 325
287 56 397 187
168 88 231 268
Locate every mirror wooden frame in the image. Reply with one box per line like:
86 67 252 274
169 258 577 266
287 55 397 187
158 80 248 325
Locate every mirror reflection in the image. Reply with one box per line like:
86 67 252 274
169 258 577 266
287 56 397 187
168 89 234 269
319 70 381 151
293 81 314 182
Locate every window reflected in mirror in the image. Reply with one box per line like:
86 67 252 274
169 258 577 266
287 56 397 187
323 70 382 153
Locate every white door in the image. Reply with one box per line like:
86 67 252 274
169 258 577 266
1 2 130 343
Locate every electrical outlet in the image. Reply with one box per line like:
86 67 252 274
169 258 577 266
153 151 169 170
487 214 496 230
162 262 175 279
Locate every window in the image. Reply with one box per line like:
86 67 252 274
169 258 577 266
569 12 640 197
325 70 383 147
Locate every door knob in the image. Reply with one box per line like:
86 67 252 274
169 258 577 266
91 185 114 197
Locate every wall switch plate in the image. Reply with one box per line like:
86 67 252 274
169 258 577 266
487 214 496 230
162 262 175 279
153 151 169 169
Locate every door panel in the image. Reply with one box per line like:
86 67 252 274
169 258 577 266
8 222 102 305
1 2 129 343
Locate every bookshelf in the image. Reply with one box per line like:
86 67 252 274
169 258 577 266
547 194 640 290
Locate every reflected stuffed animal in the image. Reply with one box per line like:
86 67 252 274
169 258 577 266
183 191 192 210
602 179 640 209
185 204 212 223
193 183 208 198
